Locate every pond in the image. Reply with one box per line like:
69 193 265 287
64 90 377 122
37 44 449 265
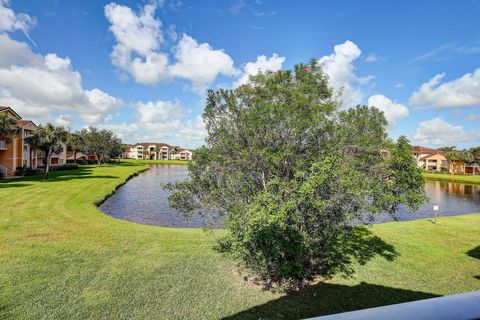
99 164 480 228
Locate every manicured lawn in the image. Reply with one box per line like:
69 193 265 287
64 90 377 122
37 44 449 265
424 172 480 185
0 163 479 319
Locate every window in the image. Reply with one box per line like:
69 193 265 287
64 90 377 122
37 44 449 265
23 160 27 166
60 159 65 165
24 145 28 152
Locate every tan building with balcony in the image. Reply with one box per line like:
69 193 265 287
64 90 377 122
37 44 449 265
0 107 38 176
0 106 68 176
411 146 449 172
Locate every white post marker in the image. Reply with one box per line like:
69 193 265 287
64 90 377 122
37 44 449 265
433 205 439 224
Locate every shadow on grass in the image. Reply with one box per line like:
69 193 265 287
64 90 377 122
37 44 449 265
0 165 122 186
0 183 32 188
467 246 480 260
467 246 480 280
325 227 399 276
223 282 439 320
219 226 413 319
0 304 10 319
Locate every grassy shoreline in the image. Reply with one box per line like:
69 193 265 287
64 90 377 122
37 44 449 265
424 172 480 185
1 163 479 319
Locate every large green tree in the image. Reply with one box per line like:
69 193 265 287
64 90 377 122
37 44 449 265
166 60 427 289
83 127 122 164
26 123 68 180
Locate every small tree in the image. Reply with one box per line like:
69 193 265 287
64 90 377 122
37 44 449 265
166 60 427 290
0 113 19 143
66 132 84 163
26 123 68 180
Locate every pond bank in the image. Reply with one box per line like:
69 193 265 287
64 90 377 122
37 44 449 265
100 165 480 227
424 172 480 185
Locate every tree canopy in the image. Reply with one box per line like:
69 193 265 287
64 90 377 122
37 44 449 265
0 113 19 143
80 127 123 164
166 60 427 290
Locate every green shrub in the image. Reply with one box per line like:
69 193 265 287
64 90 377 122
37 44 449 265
15 165 26 176
15 166 41 176
55 163 79 171
49 163 80 171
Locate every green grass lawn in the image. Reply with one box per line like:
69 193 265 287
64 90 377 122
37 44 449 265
424 172 480 185
0 163 479 319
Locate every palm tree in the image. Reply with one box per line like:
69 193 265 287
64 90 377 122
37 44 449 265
26 123 68 180
152 146 160 160
0 113 19 144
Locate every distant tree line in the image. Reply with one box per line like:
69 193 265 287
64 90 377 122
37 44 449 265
439 146 480 164
21 123 123 180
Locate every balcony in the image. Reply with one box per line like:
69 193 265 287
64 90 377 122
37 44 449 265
0 140 6 150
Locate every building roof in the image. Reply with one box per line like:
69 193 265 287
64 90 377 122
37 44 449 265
134 142 174 148
419 153 447 161
412 146 447 156
0 106 22 119
16 119 37 128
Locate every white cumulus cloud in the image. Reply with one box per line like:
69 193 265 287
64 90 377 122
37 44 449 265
105 2 237 90
319 40 373 108
410 69 480 108
0 0 35 33
411 117 479 146
97 122 140 142
0 33 120 125
234 53 285 87
169 34 238 91
132 99 206 147
367 94 409 128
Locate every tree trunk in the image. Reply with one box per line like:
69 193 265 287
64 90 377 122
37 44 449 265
44 147 52 180
29 148 34 168
96 154 101 164
73 148 77 163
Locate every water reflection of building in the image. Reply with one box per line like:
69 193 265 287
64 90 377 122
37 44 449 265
442 181 480 199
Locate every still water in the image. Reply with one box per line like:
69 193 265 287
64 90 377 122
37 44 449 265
99 165 480 228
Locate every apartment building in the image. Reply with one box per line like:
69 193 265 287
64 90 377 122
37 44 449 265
0 107 38 176
171 148 193 160
411 146 448 172
411 145 480 174
0 106 68 176
126 142 193 160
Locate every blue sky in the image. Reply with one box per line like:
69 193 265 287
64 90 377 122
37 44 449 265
1 0 479 148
